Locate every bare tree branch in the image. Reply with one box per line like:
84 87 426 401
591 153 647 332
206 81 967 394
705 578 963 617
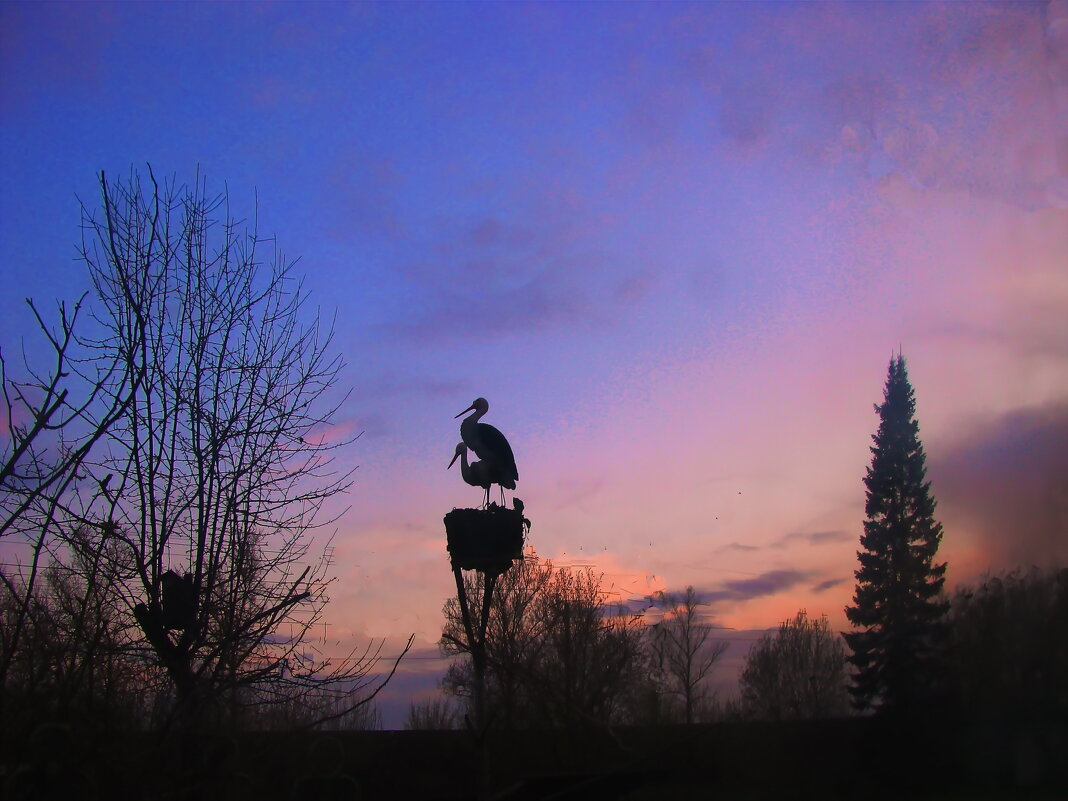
2 167 398 732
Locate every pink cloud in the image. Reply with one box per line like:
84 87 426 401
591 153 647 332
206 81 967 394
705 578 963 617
304 418 364 447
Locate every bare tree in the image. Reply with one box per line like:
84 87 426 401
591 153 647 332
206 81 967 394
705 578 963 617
1 291 139 716
405 696 460 730
0 556 148 731
739 609 850 721
441 550 653 729
648 586 728 724
59 167 407 727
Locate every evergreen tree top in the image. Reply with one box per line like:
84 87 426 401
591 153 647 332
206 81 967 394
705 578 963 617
872 356 919 440
878 355 914 416
866 355 930 508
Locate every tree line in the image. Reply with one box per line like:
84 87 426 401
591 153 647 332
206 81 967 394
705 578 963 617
416 356 1066 730
416 558 1065 731
425 552 847 729
430 555 732 729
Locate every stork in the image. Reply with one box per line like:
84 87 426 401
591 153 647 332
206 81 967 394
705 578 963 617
455 397 518 504
448 442 494 506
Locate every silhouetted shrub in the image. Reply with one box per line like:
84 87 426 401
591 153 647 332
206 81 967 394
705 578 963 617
405 696 460 730
740 610 851 720
948 566 1068 721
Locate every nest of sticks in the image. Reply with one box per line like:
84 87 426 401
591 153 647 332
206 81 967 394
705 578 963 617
445 504 527 573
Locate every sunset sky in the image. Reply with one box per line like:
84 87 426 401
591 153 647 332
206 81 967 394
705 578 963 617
2 1 1066 724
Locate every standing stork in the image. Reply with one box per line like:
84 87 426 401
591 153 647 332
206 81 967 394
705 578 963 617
455 397 518 504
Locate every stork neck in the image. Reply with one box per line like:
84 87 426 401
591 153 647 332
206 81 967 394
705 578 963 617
459 414 482 442
459 448 472 483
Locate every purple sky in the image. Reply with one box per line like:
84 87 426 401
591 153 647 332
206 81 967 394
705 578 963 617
2 1 1066 725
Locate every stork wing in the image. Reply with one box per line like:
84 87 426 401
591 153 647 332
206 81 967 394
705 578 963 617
475 423 519 482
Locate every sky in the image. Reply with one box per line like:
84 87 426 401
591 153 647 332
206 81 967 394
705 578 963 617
2 1 1067 725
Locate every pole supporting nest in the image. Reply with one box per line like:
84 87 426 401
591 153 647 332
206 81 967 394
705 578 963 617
444 500 530 750
444 501 529 679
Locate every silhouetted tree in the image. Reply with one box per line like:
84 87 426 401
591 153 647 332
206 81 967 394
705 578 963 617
405 696 460 730
739 609 850 720
1 295 139 718
845 354 948 712
0 561 148 732
441 550 653 728
42 168 408 730
948 566 1068 721
648 586 728 723
246 684 382 731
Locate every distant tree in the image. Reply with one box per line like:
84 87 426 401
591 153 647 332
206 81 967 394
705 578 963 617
441 550 653 729
739 610 850 720
405 696 460 730
245 685 382 731
648 586 728 724
441 553 551 728
844 354 949 713
948 566 1068 721
0 561 147 731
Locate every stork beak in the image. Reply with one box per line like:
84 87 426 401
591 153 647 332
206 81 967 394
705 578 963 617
448 451 460 469
455 403 477 419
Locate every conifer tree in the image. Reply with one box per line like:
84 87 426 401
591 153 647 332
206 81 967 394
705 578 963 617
844 355 948 712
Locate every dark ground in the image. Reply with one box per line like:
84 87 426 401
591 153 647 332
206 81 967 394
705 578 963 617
2 716 1065 800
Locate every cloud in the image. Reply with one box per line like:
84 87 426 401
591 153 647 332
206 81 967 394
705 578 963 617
340 410 392 441
339 375 476 447
923 314 1068 363
930 401 1068 569
549 475 605 512
718 81 775 150
304 418 365 447
716 542 761 553
386 208 655 342
634 586 726 625
811 578 847 593
770 530 851 549
359 375 474 402
0 2 118 111
613 269 657 304
703 569 816 604
821 74 900 129
322 154 407 241
888 3 1067 208
392 269 593 342
627 2 1068 213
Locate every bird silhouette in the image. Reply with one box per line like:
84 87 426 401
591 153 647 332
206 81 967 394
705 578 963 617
448 442 496 506
99 473 114 504
455 397 518 503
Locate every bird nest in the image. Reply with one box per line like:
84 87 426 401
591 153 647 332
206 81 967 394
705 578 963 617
445 505 527 573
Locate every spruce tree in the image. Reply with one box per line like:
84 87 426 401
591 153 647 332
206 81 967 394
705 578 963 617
844 355 948 712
